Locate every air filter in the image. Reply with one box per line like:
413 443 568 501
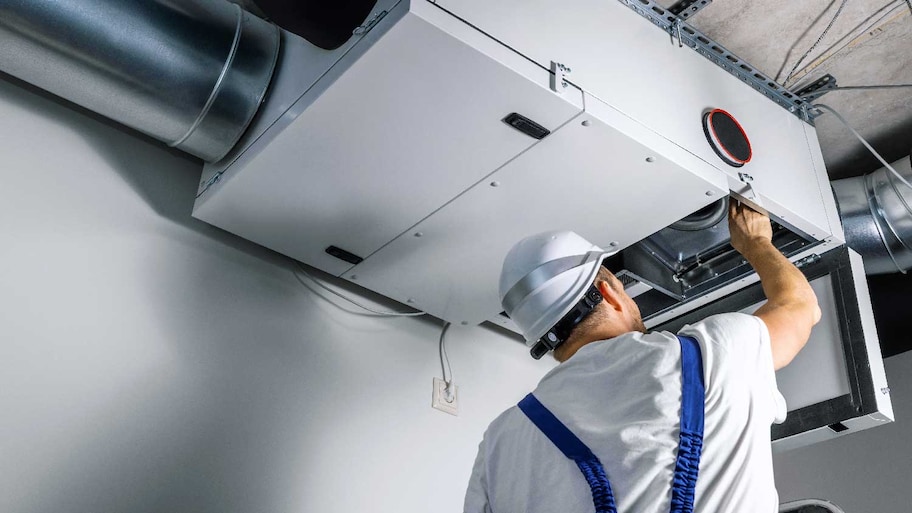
703 109 752 167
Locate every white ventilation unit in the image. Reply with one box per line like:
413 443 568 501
192 0 891 449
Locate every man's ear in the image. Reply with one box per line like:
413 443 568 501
596 279 624 313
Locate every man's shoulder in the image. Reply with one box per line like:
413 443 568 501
679 312 763 342
676 312 770 364
480 403 523 440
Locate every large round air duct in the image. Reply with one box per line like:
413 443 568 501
833 155 912 275
0 0 280 162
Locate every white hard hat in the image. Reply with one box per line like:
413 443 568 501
499 231 617 353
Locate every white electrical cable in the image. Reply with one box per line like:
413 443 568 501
439 322 456 402
813 103 912 190
294 264 426 317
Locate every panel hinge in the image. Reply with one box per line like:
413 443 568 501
197 171 224 198
353 10 389 36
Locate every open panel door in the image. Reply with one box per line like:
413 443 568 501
656 247 893 451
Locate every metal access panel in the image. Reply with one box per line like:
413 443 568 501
429 0 841 242
656 247 893 450
194 0 584 276
347 94 728 325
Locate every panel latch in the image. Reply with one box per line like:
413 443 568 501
550 61 572 93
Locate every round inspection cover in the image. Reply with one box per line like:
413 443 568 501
702 109 752 167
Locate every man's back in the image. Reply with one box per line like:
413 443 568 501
464 313 786 513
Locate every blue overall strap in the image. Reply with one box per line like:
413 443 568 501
518 394 617 513
671 335 706 513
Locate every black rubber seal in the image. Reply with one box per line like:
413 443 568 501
702 109 752 168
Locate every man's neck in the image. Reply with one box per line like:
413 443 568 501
554 326 629 362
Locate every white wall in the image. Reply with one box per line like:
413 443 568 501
774 351 912 512
0 77 555 513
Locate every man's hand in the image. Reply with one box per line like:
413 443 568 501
727 197 821 370
728 199 773 258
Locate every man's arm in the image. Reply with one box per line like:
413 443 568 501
728 200 822 370
464 438 493 513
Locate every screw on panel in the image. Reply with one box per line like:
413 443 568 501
353 10 388 36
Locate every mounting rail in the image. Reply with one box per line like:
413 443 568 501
617 0 819 124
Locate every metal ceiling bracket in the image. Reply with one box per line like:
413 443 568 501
550 61 571 93
616 0 814 124
795 74 839 103
672 19 684 48
668 0 713 20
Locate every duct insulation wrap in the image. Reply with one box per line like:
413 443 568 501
832 156 912 275
0 0 280 162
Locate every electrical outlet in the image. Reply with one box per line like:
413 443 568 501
432 377 458 416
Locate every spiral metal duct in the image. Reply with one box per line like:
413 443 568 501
0 0 280 162
833 155 912 275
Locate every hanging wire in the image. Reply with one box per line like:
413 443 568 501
294 263 426 317
790 0 909 83
439 322 453 386
783 0 850 86
830 84 912 90
813 104 912 190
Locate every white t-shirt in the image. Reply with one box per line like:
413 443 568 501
464 313 787 513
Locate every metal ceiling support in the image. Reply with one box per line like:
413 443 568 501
0 0 280 162
616 0 817 123
667 0 713 20
795 74 839 103
832 155 912 274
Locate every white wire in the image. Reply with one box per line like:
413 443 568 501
294 264 426 317
831 84 912 90
439 322 453 385
813 103 912 190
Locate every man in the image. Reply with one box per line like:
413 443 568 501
464 201 821 513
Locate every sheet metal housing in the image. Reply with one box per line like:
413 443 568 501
191 0 887 448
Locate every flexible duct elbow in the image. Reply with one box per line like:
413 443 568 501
832 155 912 275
